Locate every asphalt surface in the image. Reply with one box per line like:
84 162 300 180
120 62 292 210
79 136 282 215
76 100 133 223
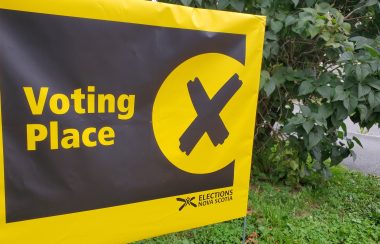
343 119 380 176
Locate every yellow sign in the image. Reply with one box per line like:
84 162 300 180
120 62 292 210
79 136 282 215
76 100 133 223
0 0 265 243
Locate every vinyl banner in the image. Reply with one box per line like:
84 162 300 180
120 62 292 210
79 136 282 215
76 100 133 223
0 0 265 243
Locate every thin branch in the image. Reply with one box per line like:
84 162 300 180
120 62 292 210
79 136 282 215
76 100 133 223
344 4 366 20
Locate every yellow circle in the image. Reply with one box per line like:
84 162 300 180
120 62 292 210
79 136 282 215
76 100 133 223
152 53 246 174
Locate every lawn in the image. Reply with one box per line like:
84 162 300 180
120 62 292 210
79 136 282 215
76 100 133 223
136 167 380 243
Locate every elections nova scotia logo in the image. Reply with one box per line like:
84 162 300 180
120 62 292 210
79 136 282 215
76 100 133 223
176 189 234 211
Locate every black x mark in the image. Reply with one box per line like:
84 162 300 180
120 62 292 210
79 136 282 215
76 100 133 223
179 73 242 155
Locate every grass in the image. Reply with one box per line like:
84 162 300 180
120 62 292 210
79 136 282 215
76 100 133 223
136 167 380 243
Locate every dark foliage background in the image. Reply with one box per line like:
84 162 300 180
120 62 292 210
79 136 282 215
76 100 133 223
164 0 380 185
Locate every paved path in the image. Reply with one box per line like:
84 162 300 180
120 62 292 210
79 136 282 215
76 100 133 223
343 119 380 176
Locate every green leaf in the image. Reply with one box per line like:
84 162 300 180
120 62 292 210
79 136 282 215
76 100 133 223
347 139 355 149
270 41 280 56
263 43 270 59
321 31 331 41
265 31 278 41
180 0 192 6
350 36 371 49
271 70 286 85
302 8 317 15
270 20 283 33
356 64 372 81
311 146 322 162
368 91 375 108
333 86 349 101
312 160 322 170
194 0 202 6
317 2 331 13
204 2 216 9
363 44 380 57
260 70 270 90
315 18 325 27
331 115 340 130
264 80 276 96
302 120 314 133
314 116 327 128
368 92 380 108
331 146 349 165
285 15 297 27
343 96 358 114
317 86 333 99
335 103 348 120
344 64 355 78
300 165 310 178
308 127 323 149
375 92 380 107
308 26 320 38
288 114 306 125
275 13 287 22
358 84 371 98
368 79 380 90
341 122 347 136
370 60 380 72
326 42 342 49
230 0 244 12
292 0 299 7
342 23 351 34
289 160 298 170
306 0 316 7
336 12 345 22
364 0 378 7
318 72 331 84
217 0 229 10
300 105 312 117
352 136 363 148
282 123 297 133
338 52 354 62
318 104 333 119
357 104 369 121
321 167 332 180
299 80 315 95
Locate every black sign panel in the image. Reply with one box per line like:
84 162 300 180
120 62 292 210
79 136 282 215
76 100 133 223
0 9 245 222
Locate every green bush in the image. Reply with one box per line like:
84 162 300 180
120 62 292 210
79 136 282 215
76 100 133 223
166 0 380 184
